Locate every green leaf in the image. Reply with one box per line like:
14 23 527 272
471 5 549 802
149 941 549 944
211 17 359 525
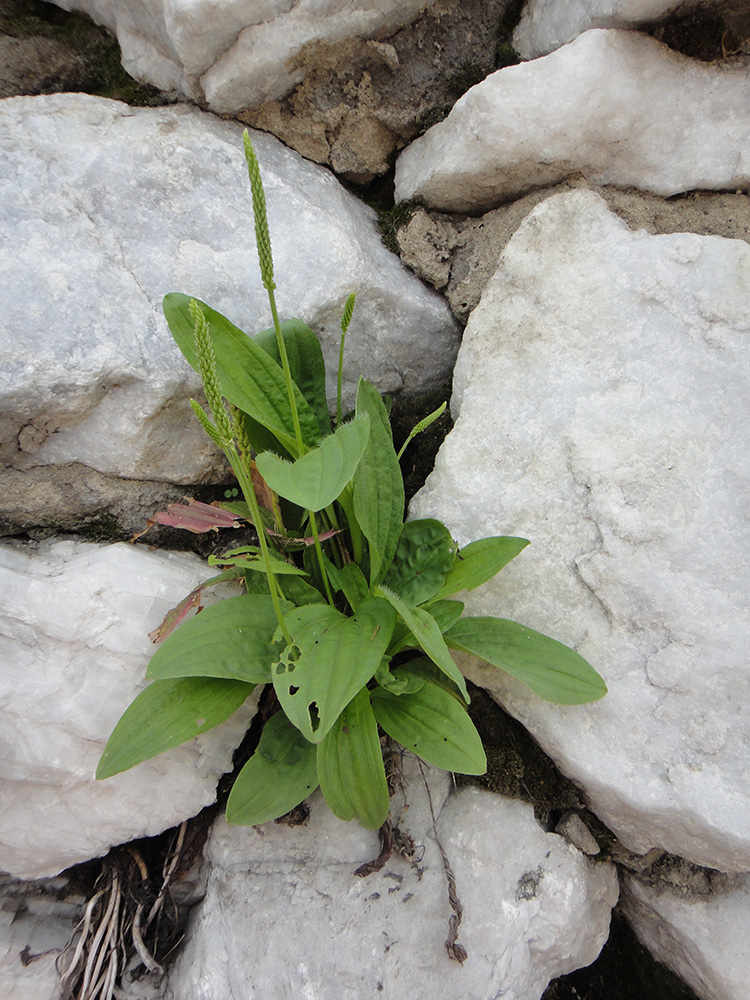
273 597 396 743
374 585 469 703
254 319 332 439
324 558 369 612
353 379 405 584
434 536 530 600
394 657 464 700
96 677 254 779
387 599 464 655
445 617 608 704
316 690 389 829
163 293 319 455
375 660 425 696
277 574 328 607
371 682 486 775
225 711 319 825
256 418 370 512
384 519 455 606
146 595 291 684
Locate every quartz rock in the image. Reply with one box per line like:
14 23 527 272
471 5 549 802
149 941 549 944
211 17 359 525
0 95 458 486
513 0 744 59
622 873 750 1000
0 538 256 879
410 189 750 871
166 759 617 1000
394 29 750 213
50 0 446 113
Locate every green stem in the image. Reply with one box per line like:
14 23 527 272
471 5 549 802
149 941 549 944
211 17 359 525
309 511 335 606
226 445 291 644
267 285 305 457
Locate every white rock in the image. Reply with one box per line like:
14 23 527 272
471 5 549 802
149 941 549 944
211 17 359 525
0 538 256 879
51 0 443 112
166 759 617 999
0 94 458 484
622 873 750 1000
394 29 750 213
410 189 750 871
513 0 732 59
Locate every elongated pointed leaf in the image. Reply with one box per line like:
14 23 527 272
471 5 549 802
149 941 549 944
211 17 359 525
146 595 291 684
317 690 389 829
353 379 405 583
163 293 319 454
324 558 369 612
225 711 319 825
273 597 395 743
388 599 464 655
374 585 469 703
383 519 455 606
433 536 530 600
445 617 608 704
96 677 254 779
256 418 370 512
371 683 486 775
254 319 331 439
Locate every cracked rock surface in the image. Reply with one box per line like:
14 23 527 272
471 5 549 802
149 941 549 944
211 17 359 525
411 189 750 872
0 538 255 879
0 94 458 488
49 0 449 113
394 29 750 213
165 758 617 1000
622 871 750 1000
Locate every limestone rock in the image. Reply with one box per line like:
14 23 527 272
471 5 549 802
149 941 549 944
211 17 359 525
410 189 750 871
166 760 618 1000
394 29 750 213
0 538 256 879
513 0 749 59
50 0 448 113
0 94 458 488
396 183 750 323
622 872 750 1000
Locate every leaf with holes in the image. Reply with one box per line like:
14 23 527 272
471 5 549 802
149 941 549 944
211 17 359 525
272 597 395 743
316 689 389 829
371 682 486 775
226 711 319 825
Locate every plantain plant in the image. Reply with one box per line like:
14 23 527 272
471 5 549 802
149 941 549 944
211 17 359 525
96 133 607 830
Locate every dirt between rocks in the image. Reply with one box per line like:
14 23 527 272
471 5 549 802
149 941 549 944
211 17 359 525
395 181 750 323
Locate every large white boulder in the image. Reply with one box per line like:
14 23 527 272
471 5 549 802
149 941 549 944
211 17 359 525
623 873 750 1000
0 95 458 486
394 29 750 213
513 0 737 59
0 538 255 879
166 759 618 999
50 0 445 112
411 189 750 872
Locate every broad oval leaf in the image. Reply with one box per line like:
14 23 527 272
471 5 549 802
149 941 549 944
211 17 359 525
375 585 469 703
272 596 396 743
434 536 530 600
254 319 331 439
146 594 291 684
371 683 486 775
445 617 608 704
163 293 319 455
384 519 455 606
256 417 370 512
353 379 405 584
316 689 389 830
226 711 319 825
96 677 254 779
